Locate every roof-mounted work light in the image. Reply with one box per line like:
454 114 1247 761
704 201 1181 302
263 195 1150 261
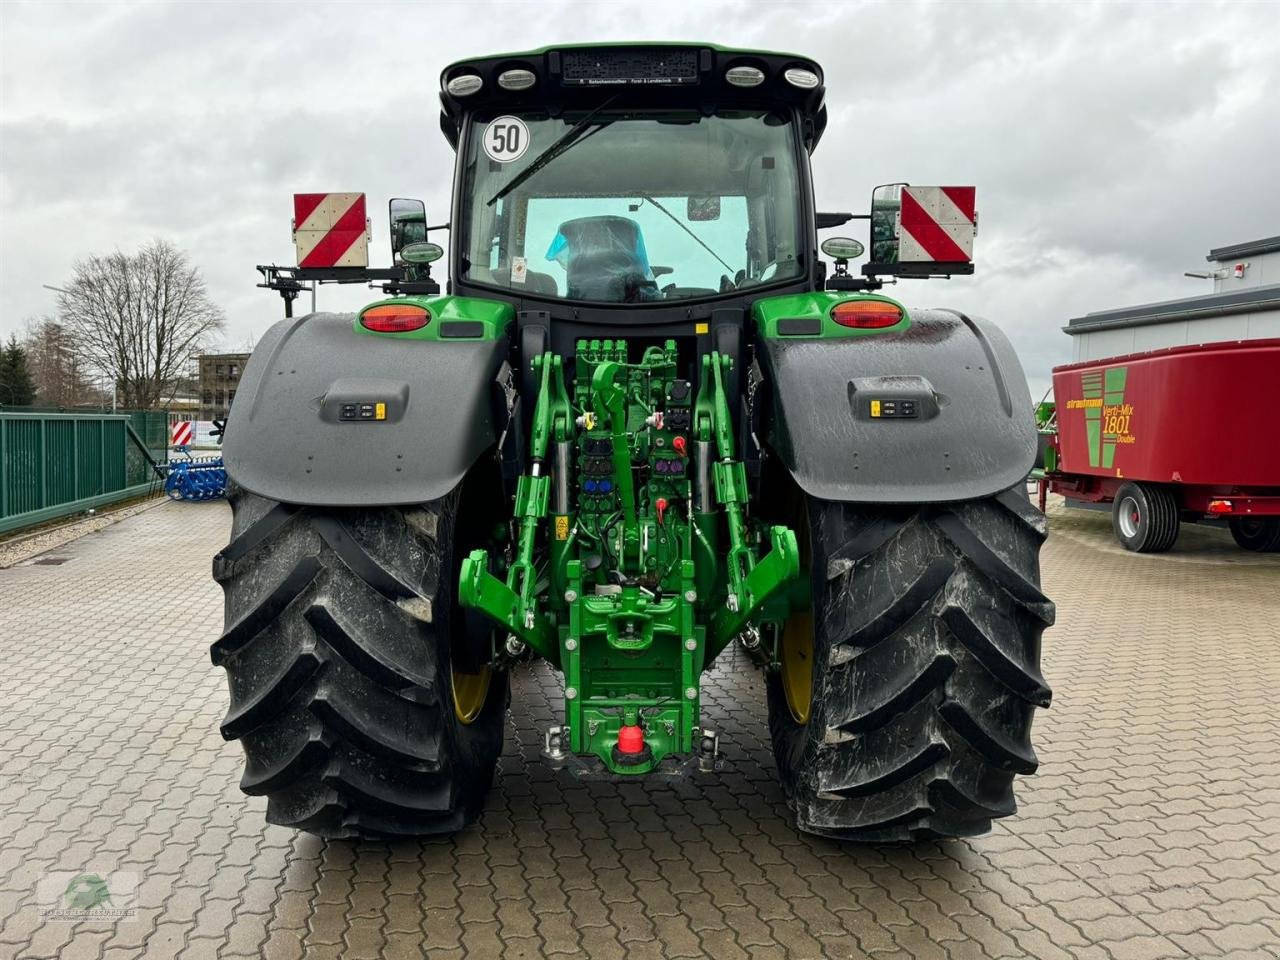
445 73 483 96
498 68 537 91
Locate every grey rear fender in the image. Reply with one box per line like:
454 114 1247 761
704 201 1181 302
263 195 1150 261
223 313 510 506
757 308 1036 503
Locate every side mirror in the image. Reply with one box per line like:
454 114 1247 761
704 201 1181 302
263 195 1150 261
865 183 976 278
399 241 444 265
869 183 904 265
389 197 427 257
687 197 721 222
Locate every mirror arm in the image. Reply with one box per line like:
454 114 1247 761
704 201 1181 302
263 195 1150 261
828 274 882 292
816 212 870 229
381 279 441 296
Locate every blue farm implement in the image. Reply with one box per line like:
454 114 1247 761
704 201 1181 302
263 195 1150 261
164 454 228 502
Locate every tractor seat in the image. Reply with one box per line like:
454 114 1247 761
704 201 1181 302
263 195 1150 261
546 216 659 302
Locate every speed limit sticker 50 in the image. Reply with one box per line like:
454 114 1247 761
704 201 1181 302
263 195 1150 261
483 116 530 163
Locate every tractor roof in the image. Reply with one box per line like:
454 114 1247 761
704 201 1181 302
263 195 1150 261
438 42 828 151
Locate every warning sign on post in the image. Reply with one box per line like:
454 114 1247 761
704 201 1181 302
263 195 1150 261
898 186 976 263
293 193 370 268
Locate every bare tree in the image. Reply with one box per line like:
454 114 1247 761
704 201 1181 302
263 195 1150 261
22 316 100 406
57 239 225 409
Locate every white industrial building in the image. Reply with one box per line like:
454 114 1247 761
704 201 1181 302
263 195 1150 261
1064 236 1280 361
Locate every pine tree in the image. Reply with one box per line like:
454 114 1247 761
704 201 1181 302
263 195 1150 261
1 336 37 406
0 339 12 405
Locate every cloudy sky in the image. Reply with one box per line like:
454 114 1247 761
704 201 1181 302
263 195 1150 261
2 0 1278 395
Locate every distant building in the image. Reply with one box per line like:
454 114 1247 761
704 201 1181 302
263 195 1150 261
1064 236 1280 362
199 353 249 420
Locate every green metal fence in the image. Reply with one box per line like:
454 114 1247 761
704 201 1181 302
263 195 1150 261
0 410 169 535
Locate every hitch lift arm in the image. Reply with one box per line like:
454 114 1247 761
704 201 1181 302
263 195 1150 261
696 352 800 660
458 352 572 664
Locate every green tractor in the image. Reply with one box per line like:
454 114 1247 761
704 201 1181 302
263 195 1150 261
212 43 1054 841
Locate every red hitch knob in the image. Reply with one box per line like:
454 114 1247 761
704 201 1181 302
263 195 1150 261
655 497 668 525
672 435 688 457
617 724 645 755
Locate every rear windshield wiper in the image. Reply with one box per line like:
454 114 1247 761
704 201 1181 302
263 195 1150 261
486 96 619 207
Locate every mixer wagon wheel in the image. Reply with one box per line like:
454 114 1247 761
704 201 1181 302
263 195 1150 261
210 477 507 838
767 486 1054 842
1228 517 1280 552
1111 481 1180 553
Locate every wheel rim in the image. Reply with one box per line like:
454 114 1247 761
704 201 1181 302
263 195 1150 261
1237 519 1264 537
451 661 491 725
780 611 813 724
780 495 814 725
1118 496 1141 538
451 496 495 726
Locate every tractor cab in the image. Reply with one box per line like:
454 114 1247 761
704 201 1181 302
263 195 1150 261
436 44 826 319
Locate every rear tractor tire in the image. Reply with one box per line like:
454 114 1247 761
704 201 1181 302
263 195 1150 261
210 481 506 838
1228 516 1280 552
1111 481 1180 553
768 487 1055 842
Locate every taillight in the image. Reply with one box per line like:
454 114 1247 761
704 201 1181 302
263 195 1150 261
831 300 903 329
1207 499 1233 514
360 304 430 333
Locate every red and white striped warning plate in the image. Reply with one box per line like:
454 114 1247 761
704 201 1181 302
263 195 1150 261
293 193 369 268
171 420 194 447
898 186 976 263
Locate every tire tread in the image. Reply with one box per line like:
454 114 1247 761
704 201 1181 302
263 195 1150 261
769 488 1053 842
212 484 503 837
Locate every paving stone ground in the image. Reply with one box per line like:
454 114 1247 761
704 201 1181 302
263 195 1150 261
0 497 1277 960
